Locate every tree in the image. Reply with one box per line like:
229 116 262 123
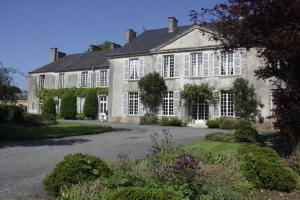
0 62 17 103
60 93 77 119
86 41 112 52
42 97 56 116
138 72 167 114
190 0 300 153
232 78 263 122
83 90 98 119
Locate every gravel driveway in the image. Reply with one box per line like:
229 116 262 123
0 120 216 199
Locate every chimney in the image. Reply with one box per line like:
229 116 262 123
168 17 178 33
50 48 66 62
110 43 122 50
88 45 98 52
125 29 136 44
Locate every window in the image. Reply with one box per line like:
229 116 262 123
190 53 202 77
100 70 108 87
163 91 174 116
77 97 85 113
128 92 139 115
81 72 88 87
221 51 234 75
129 59 139 80
99 96 107 113
220 91 234 116
163 55 174 78
39 75 45 89
56 97 61 113
58 73 65 88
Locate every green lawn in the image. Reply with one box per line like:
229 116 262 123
0 121 113 140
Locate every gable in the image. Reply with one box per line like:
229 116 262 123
157 28 221 51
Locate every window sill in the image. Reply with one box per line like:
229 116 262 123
213 75 241 78
163 77 180 80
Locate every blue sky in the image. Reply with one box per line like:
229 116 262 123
0 0 223 90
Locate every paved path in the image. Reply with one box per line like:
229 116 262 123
0 120 216 199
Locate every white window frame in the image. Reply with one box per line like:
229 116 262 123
81 72 88 87
163 55 174 78
77 97 85 113
58 73 65 88
220 91 234 117
128 92 139 115
163 91 174 116
99 96 108 114
220 51 234 76
39 75 45 89
129 59 139 80
100 69 108 87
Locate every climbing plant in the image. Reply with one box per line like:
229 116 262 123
181 83 215 102
37 87 108 100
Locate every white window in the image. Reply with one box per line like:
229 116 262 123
77 97 85 113
81 72 88 87
39 75 45 89
58 73 64 88
129 59 139 80
220 51 234 75
220 91 234 117
163 91 174 116
100 70 108 87
128 92 139 115
163 55 174 78
99 96 107 113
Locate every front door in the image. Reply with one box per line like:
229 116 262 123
98 96 108 121
191 98 209 123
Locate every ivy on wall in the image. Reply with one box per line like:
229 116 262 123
37 87 109 100
181 83 215 103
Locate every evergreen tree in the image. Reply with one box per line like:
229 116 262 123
83 90 98 119
60 93 76 119
42 97 56 116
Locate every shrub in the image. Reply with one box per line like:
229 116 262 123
139 113 158 125
234 127 259 143
239 145 298 192
205 132 234 142
11 106 25 124
219 117 239 129
83 90 98 119
0 105 24 124
76 113 85 120
104 187 181 200
206 119 220 128
60 93 77 119
159 117 182 126
23 113 56 126
42 98 56 117
43 153 111 196
0 105 9 123
285 152 300 176
237 119 253 129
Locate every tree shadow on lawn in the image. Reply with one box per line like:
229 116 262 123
0 138 91 149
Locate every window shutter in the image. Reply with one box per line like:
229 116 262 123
203 52 209 77
82 97 85 110
77 72 81 88
139 58 144 78
174 91 180 116
64 74 68 88
124 59 129 80
174 54 181 78
138 92 144 116
184 54 190 77
76 97 81 113
213 52 220 76
213 91 220 117
95 70 100 87
107 69 110 86
123 92 128 115
55 74 59 89
87 71 92 87
234 51 241 75
156 55 163 76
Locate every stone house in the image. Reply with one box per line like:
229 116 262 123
28 17 274 124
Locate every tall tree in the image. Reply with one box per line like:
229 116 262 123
0 62 18 103
190 0 300 153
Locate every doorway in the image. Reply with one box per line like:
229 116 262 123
191 98 209 123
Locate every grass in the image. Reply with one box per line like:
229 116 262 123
0 121 113 140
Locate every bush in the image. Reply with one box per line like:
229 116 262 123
285 152 300 176
23 113 56 126
234 127 259 143
239 145 298 192
43 153 111 196
0 105 9 123
219 117 239 129
11 106 25 124
76 113 85 120
0 105 24 124
104 187 181 200
60 93 77 119
140 113 158 125
205 132 234 142
159 117 182 126
42 98 56 117
83 90 98 119
206 119 220 128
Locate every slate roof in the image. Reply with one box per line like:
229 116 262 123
30 24 216 74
